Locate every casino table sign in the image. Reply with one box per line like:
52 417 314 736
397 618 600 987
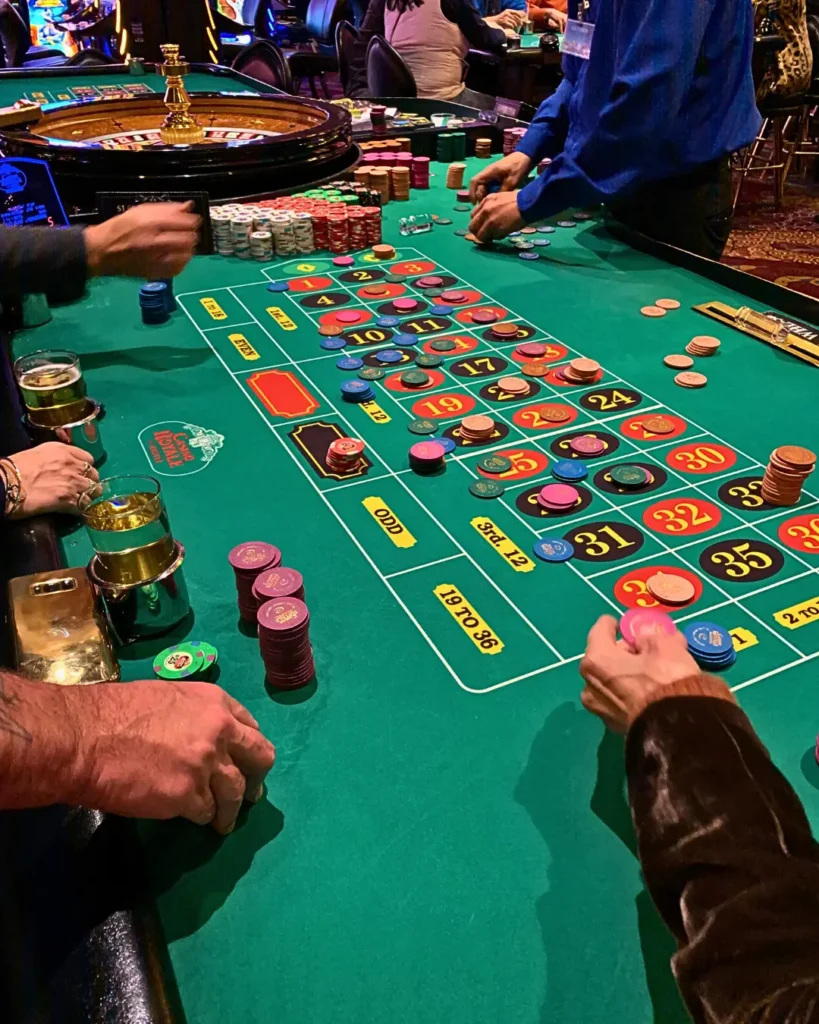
10 158 819 1024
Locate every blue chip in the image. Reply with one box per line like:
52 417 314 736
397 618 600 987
509 231 522 237
552 459 588 481
533 537 574 563
394 333 418 347
533 238 551 247
376 349 404 363
519 251 540 260
377 316 401 327
267 281 290 292
320 337 347 350
684 622 733 656
336 356 363 370
537 225 555 234
341 379 369 394
436 437 457 454
140 282 166 295
430 305 453 315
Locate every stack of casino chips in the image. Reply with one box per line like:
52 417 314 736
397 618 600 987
153 640 219 680
391 166 411 200
228 541 282 624
411 156 430 189
503 126 527 155
475 137 492 159
354 167 371 188
683 621 736 671
446 163 466 190
537 483 579 512
760 445 816 506
210 208 234 255
249 230 273 261
292 211 315 253
560 357 600 385
347 207 369 249
270 212 298 256
340 379 375 403
363 206 383 244
459 414 496 442
252 566 305 606
327 210 350 253
231 214 253 259
139 282 171 325
257 597 315 689
325 436 365 472
409 439 446 474
370 169 391 205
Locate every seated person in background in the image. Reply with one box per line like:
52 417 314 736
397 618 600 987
0 202 199 303
527 0 567 31
581 617 819 1021
0 0 30 66
754 0 812 100
472 0 527 30
349 0 513 106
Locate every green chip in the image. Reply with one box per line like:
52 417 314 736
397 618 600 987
436 218 453 225
454 204 472 212
477 454 513 474
425 288 446 298
415 353 443 368
153 642 205 680
358 366 385 380
385 274 407 284
610 464 651 488
408 418 438 435
400 370 430 386
187 638 219 674
469 479 505 499
430 339 457 352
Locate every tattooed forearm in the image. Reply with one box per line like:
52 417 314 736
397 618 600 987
0 671 32 742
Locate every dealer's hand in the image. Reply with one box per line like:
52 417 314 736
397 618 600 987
579 616 699 733
468 190 526 242
468 151 533 203
490 8 526 29
84 202 200 280
4 442 98 518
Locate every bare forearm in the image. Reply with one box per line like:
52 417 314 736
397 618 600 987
0 670 87 808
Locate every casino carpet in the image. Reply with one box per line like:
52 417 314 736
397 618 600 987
722 176 819 301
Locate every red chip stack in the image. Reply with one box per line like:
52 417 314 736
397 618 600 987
347 206 368 249
326 436 365 472
228 541 282 623
252 566 306 605
411 156 430 189
362 206 383 244
257 597 315 689
327 210 350 253
312 207 330 249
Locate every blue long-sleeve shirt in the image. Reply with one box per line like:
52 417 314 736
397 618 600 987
473 0 527 15
516 0 762 221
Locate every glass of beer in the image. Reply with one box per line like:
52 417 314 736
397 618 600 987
78 475 177 586
14 349 88 428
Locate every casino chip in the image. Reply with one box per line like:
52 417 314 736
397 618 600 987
358 366 385 380
430 339 457 352
454 204 471 212
478 454 512 474
415 353 443 368
186 639 219 675
647 571 696 605
558 220 577 228
430 305 454 315
401 369 430 387
377 316 401 327
533 537 574 563
537 225 556 233
436 218 453 225
266 281 290 292
684 621 736 669
610 464 650 488
533 238 551 247
620 609 676 649
436 437 457 454
455 229 468 237
153 642 205 680
320 337 347 350
552 459 588 481
337 356 363 370
319 324 344 337
408 418 438 435
470 479 505 499
519 252 540 260
376 349 404 363
385 274 407 284
394 333 419 347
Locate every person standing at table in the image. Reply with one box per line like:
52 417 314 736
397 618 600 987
527 0 567 32
580 616 819 1020
349 0 515 105
468 0 762 259
471 0 527 31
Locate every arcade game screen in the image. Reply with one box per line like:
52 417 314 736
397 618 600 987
26 0 79 55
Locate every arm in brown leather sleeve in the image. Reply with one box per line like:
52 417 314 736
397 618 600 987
627 676 819 1023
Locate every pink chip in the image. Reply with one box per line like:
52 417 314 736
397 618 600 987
569 435 605 455
410 441 446 461
393 298 419 311
537 483 579 508
336 310 363 324
517 342 547 358
619 608 677 649
332 256 355 266
471 309 499 324
440 290 466 303
417 276 443 288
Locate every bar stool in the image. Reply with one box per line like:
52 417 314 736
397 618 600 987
733 95 807 210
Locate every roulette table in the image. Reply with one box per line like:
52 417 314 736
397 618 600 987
0 62 356 214
2 155 819 1024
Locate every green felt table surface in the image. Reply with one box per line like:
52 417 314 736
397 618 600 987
0 66 268 107
11 159 819 1024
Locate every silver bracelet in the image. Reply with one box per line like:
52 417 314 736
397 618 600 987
0 457 26 517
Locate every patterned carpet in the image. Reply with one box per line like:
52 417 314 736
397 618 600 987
722 176 819 301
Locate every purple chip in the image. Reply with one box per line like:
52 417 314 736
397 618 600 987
228 541 281 573
569 435 605 455
257 596 309 633
253 567 305 602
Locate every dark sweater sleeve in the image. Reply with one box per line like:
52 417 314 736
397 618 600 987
347 0 386 98
0 226 88 302
442 0 506 51
627 690 819 1024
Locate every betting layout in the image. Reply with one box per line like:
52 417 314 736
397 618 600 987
177 246 819 696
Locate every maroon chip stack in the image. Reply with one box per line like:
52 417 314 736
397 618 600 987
327 210 350 253
411 156 430 189
228 541 282 623
312 208 330 249
257 597 315 689
347 207 368 249
362 206 382 244
252 566 306 606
